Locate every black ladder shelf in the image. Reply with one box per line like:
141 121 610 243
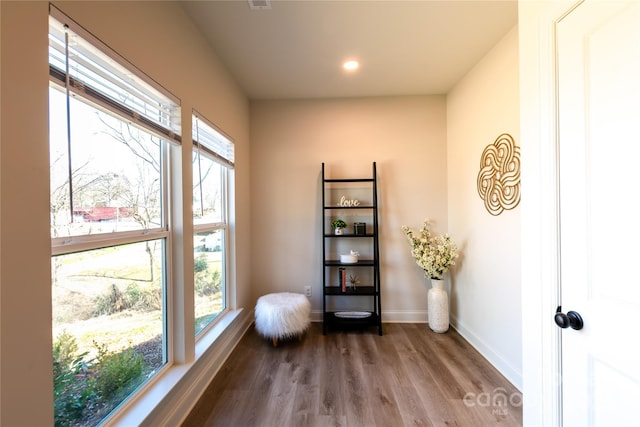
321 162 382 335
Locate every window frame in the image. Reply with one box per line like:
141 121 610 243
47 5 240 425
48 6 182 423
192 112 234 336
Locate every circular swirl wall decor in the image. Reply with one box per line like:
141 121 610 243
477 133 521 216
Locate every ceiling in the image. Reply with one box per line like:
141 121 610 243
180 0 518 100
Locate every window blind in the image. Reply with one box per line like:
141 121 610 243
48 6 181 144
193 113 235 168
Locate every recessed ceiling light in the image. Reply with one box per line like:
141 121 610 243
343 60 360 71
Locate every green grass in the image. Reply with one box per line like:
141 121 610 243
53 243 224 357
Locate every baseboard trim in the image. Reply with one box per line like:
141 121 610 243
381 310 428 323
451 316 522 391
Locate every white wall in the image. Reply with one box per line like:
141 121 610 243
250 96 448 321
446 26 522 389
0 2 251 425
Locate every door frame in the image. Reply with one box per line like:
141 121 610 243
519 1 583 425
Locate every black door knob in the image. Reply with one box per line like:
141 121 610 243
554 306 584 330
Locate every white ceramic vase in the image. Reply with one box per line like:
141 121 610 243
428 279 449 333
334 227 344 235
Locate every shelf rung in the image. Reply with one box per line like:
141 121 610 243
323 206 375 210
324 178 374 183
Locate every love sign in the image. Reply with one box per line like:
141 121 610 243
338 196 360 207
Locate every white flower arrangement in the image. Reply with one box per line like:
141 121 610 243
402 220 459 280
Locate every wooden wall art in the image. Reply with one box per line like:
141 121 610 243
477 133 521 216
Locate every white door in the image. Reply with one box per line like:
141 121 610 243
557 1 640 426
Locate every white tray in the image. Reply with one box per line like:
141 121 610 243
334 311 372 319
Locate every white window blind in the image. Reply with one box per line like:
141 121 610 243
193 112 235 168
48 6 181 144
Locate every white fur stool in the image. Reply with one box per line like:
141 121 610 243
254 292 311 347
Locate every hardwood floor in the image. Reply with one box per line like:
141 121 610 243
181 323 522 427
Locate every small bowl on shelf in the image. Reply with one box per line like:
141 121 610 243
340 251 359 263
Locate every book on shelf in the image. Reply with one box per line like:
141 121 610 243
339 267 346 293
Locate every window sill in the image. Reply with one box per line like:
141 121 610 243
104 308 248 427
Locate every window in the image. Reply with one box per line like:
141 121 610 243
49 8 180 426
192 113 234 336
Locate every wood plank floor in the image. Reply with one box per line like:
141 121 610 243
181 323 522 427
